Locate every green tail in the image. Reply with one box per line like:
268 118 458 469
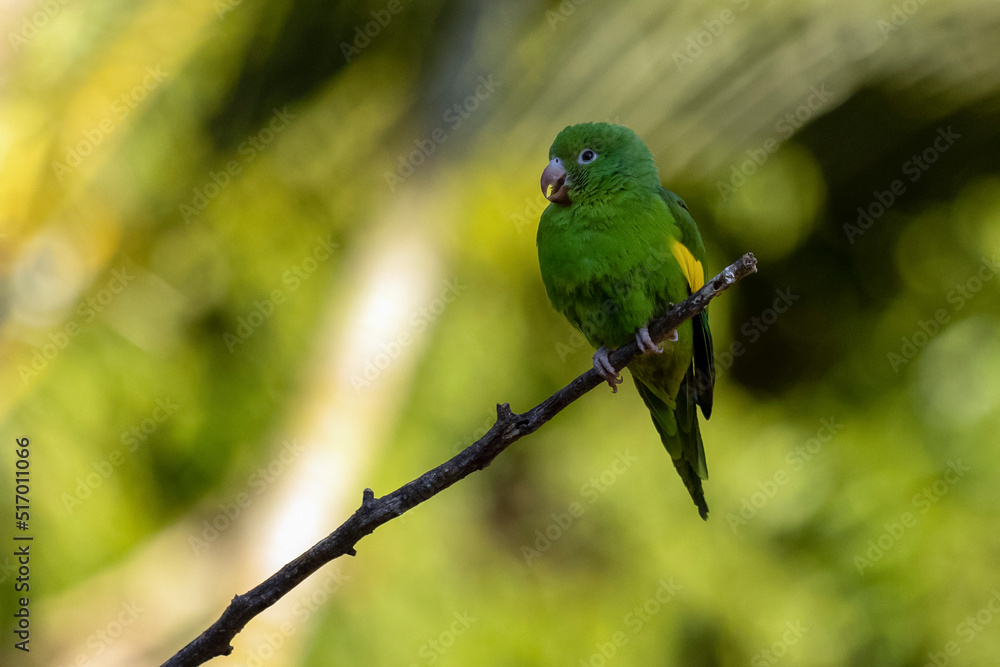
634 371 709 520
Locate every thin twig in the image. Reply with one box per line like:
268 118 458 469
161 252 758 667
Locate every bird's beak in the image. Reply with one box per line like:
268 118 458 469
541 158 570 205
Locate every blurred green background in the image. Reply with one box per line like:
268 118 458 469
2 0 1000 665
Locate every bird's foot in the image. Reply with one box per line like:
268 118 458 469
636 326 669 354
663 305 679 343
592 346 623 393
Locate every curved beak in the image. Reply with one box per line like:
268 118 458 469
540 158 570 205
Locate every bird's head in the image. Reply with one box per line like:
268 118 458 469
540 122 659 206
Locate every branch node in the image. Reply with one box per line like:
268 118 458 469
361 488 375 507
346 547 358 557
496 403 520 432
495 402 525 439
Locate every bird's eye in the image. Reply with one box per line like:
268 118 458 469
577 149 597 165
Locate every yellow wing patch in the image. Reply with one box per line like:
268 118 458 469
670 239 705 292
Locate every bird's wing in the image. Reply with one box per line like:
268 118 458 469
658 186 715 419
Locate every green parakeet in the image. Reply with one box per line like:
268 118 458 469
536 122 716 519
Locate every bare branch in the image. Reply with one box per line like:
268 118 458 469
161 252 758 667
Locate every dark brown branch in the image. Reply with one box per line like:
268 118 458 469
161 252 758 667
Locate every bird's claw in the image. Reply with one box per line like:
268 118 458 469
593 346 623 393
636 326 666 354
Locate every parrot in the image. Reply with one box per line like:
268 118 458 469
536 122 715 519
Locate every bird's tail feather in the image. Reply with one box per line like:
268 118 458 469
634 373 710 520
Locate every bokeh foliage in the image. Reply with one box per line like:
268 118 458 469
2 0 1000 665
